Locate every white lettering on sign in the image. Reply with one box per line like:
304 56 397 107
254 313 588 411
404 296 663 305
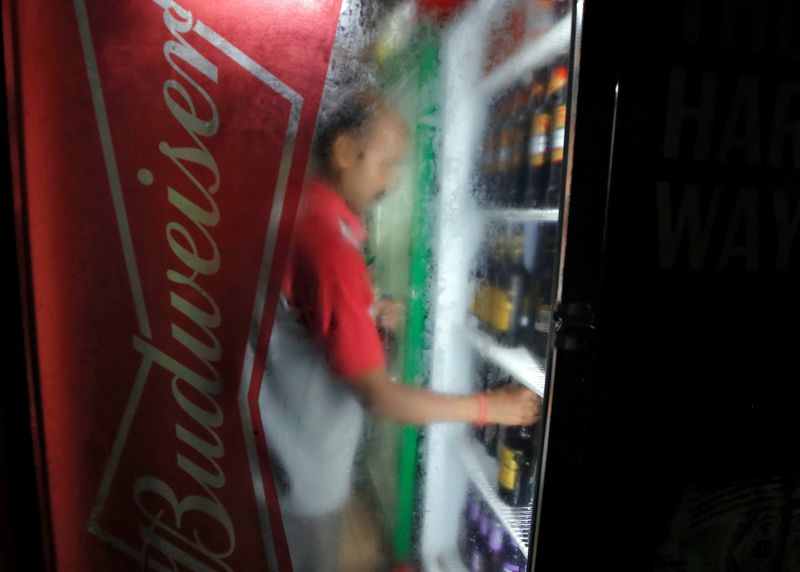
656 182 800 271
79 0 305 566
131 2 234 569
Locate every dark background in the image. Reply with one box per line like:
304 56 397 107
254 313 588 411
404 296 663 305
0 4 49 570
540 0 800 570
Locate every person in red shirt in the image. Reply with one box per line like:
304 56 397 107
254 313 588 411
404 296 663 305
260 92 540 571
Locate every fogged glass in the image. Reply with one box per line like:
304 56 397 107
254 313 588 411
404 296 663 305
260 1 575 570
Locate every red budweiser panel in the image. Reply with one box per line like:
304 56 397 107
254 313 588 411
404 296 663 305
4 0 343 569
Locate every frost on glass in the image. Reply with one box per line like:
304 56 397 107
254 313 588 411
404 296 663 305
425 0 570 567
260 0 568 569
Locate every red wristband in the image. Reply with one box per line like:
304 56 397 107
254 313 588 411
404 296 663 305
476 393 489 426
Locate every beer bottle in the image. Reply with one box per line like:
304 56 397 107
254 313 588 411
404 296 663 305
470 508 491 571
522 70 550 207
514 229 534 342
508 87 528 206
482 371 509 458
472 230 495 330
498 93 515 199
511 81 532 207
477 122 493 204
498 423 536 507
486 519 506 569
532 296 553 361
494 94 515 206
485 95 501 205
516 76 540 206
529 224 557 361
543 59 569 208
460 489 482 565
483 232 505 334
490 229 511 339
495 229 530 347
479 97 503 204
499 538 526 572
469 240 489 326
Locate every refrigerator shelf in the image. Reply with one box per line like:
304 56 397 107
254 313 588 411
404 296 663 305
479 12 573 98
481 207 560 223
457 438 533 553
465 323 546 397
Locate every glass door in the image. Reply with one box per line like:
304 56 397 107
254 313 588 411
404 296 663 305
422 0 578 569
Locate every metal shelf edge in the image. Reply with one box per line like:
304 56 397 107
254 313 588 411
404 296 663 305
456 438 532 554
465 324 546 397
481 207 560 223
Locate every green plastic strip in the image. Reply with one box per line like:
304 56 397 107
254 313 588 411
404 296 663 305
394 24 439 561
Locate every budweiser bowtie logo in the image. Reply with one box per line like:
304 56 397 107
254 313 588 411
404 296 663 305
60 0 340 569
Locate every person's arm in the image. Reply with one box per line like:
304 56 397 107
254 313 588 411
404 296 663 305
299 244 537 426
344 366 541 426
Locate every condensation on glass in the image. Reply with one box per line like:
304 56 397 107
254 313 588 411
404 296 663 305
259 1 577 570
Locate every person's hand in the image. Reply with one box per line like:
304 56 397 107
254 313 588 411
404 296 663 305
486 384 542 426
375 297 404 331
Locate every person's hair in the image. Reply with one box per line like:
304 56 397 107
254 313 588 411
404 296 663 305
312 90 387 176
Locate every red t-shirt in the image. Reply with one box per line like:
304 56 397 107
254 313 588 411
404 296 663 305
281 179 386 378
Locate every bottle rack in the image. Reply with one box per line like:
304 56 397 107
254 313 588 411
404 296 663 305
457 437 534 554
465 322 546 397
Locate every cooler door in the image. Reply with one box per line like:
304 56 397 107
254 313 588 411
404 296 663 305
421 0 582 569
